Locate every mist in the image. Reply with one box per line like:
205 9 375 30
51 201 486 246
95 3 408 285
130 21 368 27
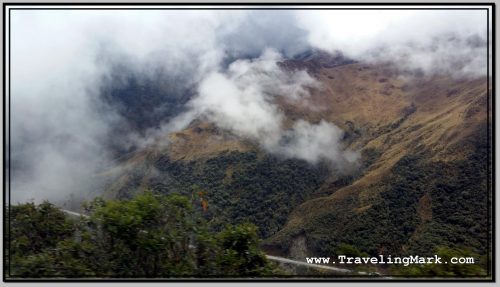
9 8 489 203
296 10 489 77
170 49 358 168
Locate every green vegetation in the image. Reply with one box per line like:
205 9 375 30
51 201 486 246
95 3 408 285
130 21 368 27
335 243 369 258
123 151 332 238
275 128 490 277
7 192 278 278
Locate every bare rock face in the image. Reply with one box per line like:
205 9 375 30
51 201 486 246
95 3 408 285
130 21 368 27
288 234 310 260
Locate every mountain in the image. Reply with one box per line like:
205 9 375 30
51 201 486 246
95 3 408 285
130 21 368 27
96 51 490 269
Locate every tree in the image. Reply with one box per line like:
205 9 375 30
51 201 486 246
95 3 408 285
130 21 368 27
8 191 278 278
215 223 273 276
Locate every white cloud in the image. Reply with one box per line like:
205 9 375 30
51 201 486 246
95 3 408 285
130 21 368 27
277 120 360 165
177 49 358 167
295 10 488 76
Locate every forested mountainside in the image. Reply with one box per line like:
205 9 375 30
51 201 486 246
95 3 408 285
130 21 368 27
92 52 490 274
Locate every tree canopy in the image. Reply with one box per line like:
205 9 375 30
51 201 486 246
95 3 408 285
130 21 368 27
7 191 277 278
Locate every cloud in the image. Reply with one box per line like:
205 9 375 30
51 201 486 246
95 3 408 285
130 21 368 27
295 10 489 77
173 49 358 167
277 120 360 166
9 10 311 203
9 8 489 202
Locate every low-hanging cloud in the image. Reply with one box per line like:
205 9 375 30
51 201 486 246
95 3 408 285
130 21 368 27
9 10 312 203
171 49 359 167
9 8 489 203
296 10 489 77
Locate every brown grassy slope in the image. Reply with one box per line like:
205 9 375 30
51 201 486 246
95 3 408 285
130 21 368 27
97 120 256 199
167 121 252 161
264 61 489 254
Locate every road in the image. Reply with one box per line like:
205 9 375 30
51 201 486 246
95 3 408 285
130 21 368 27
60 209 89 218
266 255 353 273
266 255 387 277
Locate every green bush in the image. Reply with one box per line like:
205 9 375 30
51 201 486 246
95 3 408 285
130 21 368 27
7 192 278 278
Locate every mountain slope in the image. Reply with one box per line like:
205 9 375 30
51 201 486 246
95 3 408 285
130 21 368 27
264 61 489 259
98 54 490 265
